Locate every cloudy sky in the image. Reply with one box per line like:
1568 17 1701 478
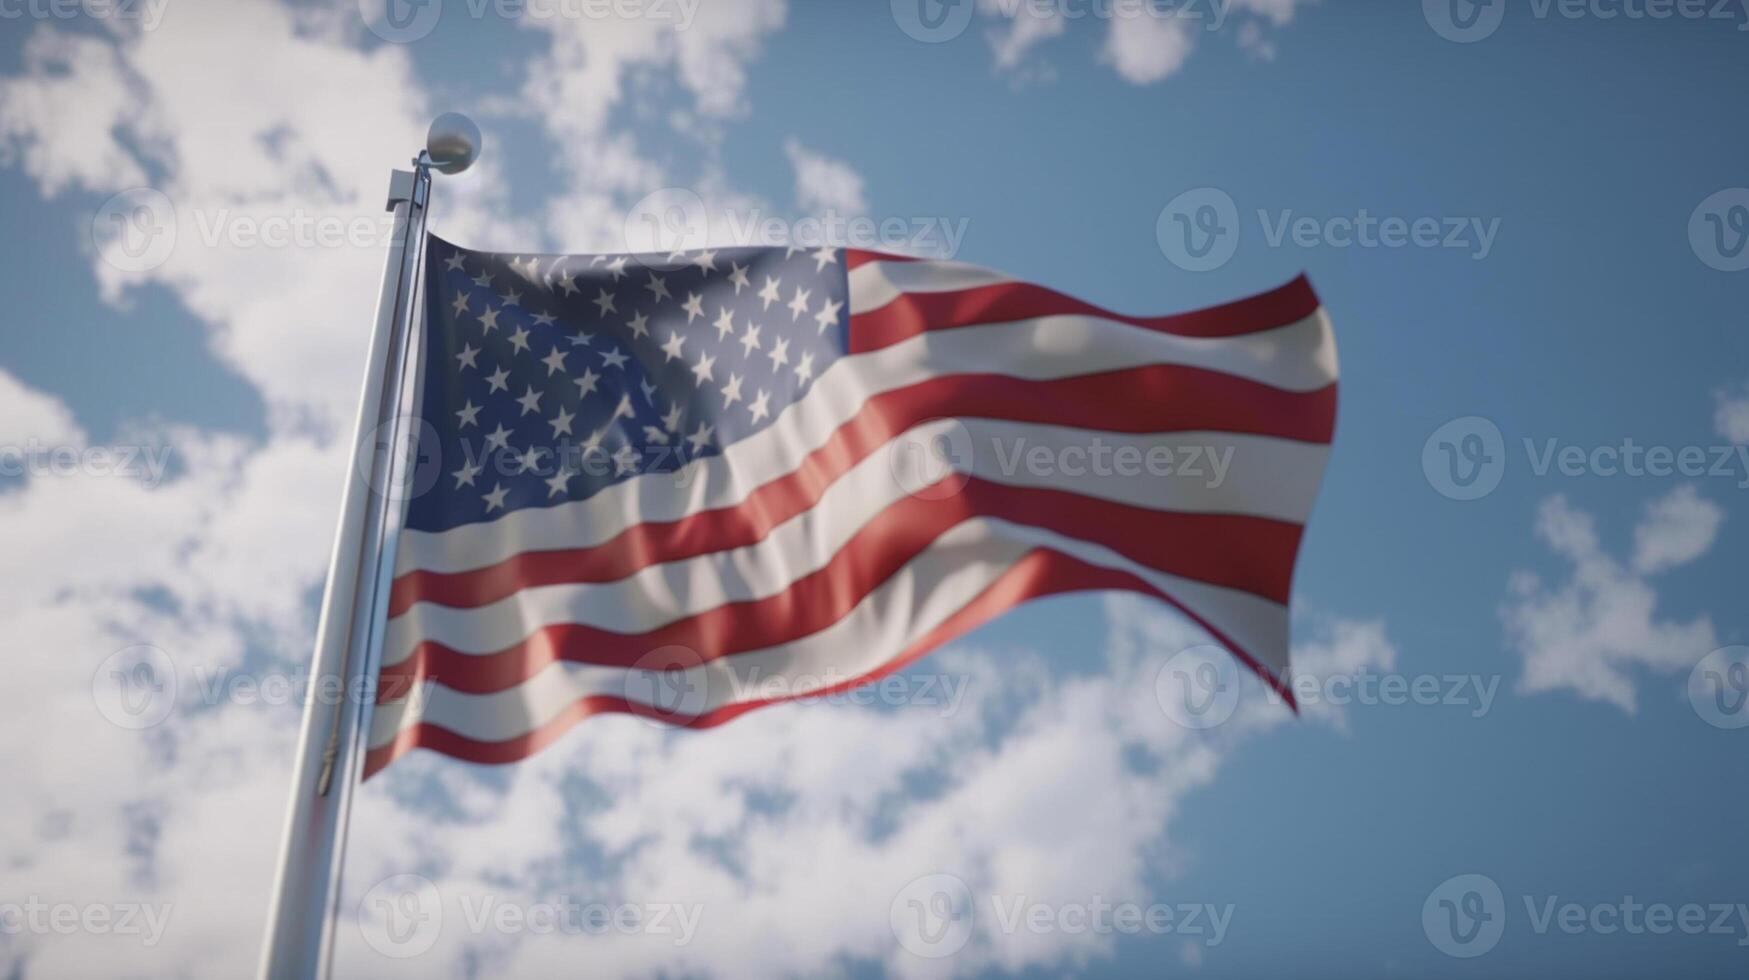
2 1 1747 977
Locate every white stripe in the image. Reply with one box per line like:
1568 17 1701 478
396 310 1335 576
369 517 1290 749
383 422 1323 665
847 259 1012 315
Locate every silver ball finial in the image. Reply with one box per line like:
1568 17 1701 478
425 113 481 175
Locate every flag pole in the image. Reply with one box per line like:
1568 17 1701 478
257 114 481 980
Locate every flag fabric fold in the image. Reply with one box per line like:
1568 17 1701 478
363 237 1337 777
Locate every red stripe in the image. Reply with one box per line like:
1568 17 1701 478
389 365 1336 617
850 275 1320 352
380 480 1303 698
362 548 1298 778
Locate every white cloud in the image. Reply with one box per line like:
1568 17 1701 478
333 595 1391 979
1098 15 1196 85
978 0 1067 73
783 137 869 215
1503 490 1720 713
1715 380 1749 444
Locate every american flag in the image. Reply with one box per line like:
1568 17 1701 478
363 236 1338 776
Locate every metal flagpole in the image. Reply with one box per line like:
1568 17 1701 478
257 114 481 980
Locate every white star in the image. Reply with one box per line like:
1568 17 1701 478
483 424 513 454
452 459 481 488
612 394 636 421
738 323 762 357
545 468 573 498
662 402 684 434
639 377 658 404
613 444 639 475
691 351 717 385
451 291 470 316
626 311 651 340
516 385 543 416
593 289 617 316
766 336 791 371
814 297 844 334
712 307 735 341
720 372 745 408
606 255 629 280
549 406 575 437
455 343 480 370
748 388 772 423
485 367 510 393
508 326 531 354
541 347 568 376
581 426 606 456
600 346 629 370
531 311 557 327
472 271 492 288
660 330 686 362
728 261 751 293
478 306 502 332
645 272 671 303
574 367 600 398
686 422 714 453
786 286 812 322
568 331 594 348
443 254 465 272
758 276 782 310
556 272 578 296
482 483 509 512
811 245 837 272
681 292 705 323
795 350 816 384
455 400 481 428
500 287 522 307
514 445 542 474
691 249 718 272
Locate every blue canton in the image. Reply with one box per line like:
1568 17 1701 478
406 237 851 533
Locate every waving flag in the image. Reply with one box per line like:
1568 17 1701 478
364 238 1338 776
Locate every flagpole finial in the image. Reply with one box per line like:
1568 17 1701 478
425 112 481 175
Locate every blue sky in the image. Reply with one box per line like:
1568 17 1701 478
1 1 1746 978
